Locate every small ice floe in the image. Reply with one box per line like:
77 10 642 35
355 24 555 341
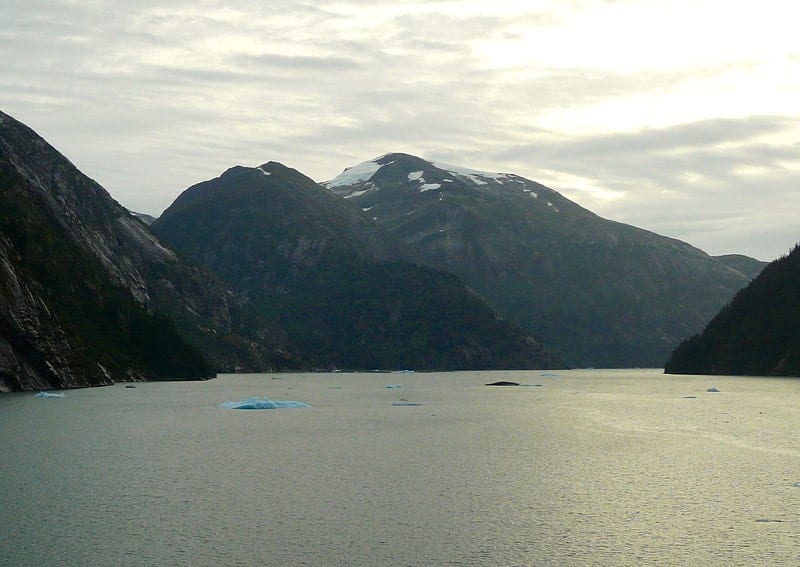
707 387 721 393
34 391 65 398
218 397 310 410
539 372 559 378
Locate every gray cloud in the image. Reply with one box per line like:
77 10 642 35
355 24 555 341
1 1 798 261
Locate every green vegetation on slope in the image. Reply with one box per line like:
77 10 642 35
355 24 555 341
665 244 800 376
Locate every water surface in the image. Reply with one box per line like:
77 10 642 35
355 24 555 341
2 369 800 566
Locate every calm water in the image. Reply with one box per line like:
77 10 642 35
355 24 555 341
2 369 800 566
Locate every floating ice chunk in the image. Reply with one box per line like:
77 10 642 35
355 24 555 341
707 387 721 393
35 391 65 398
218 397 310 409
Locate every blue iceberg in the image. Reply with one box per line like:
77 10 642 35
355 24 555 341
35 391 65 398
218 396 310 410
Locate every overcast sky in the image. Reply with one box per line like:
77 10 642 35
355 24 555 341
2 0 799 261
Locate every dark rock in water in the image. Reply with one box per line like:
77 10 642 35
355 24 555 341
486 380 520 386
682 395 698 399
125 385 136 388
707 387 721 393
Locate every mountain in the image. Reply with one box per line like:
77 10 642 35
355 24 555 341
0 110 293 391
152 162 560 371
325 153 766 367
665 244 800 376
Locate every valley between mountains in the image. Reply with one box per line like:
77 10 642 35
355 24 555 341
2 109 788 391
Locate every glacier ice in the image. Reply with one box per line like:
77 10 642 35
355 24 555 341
35 391 65 398
218 396 310 410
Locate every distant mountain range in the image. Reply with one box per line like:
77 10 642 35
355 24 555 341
325 153 765 367
0 109 775 391
665 244 800 376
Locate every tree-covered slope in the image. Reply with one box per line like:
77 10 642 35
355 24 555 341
153 162 561 371
665 244 800 376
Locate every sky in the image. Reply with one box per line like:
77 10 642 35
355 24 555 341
2 0 799 261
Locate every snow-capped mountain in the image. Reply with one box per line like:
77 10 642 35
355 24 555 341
325 153 765 367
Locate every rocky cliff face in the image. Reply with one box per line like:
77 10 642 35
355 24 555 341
0 110 292 391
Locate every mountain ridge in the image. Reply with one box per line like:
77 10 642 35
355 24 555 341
324 152 765 367
152 161 562 371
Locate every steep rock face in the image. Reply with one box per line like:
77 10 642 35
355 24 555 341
0 234 102 392
153 162 561 371
326 153 765 367
665 244 800 376
0 110 292 391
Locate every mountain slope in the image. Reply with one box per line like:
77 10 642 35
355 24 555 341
325 153 765 367
0 110 292 391
665 244 800 376
152 162 560 371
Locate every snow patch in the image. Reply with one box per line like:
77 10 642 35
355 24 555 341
432 161 510 185
362 206 373 212
420 183 441 192
408 171 424 181
259 166 271 176
344 189 369 199
328 156 386 188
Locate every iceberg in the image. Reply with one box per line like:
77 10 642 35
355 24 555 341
218 396 310 410
35 391 65 398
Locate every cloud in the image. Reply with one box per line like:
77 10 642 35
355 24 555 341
1 0 799 260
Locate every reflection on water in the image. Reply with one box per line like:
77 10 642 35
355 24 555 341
2 369 800 566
